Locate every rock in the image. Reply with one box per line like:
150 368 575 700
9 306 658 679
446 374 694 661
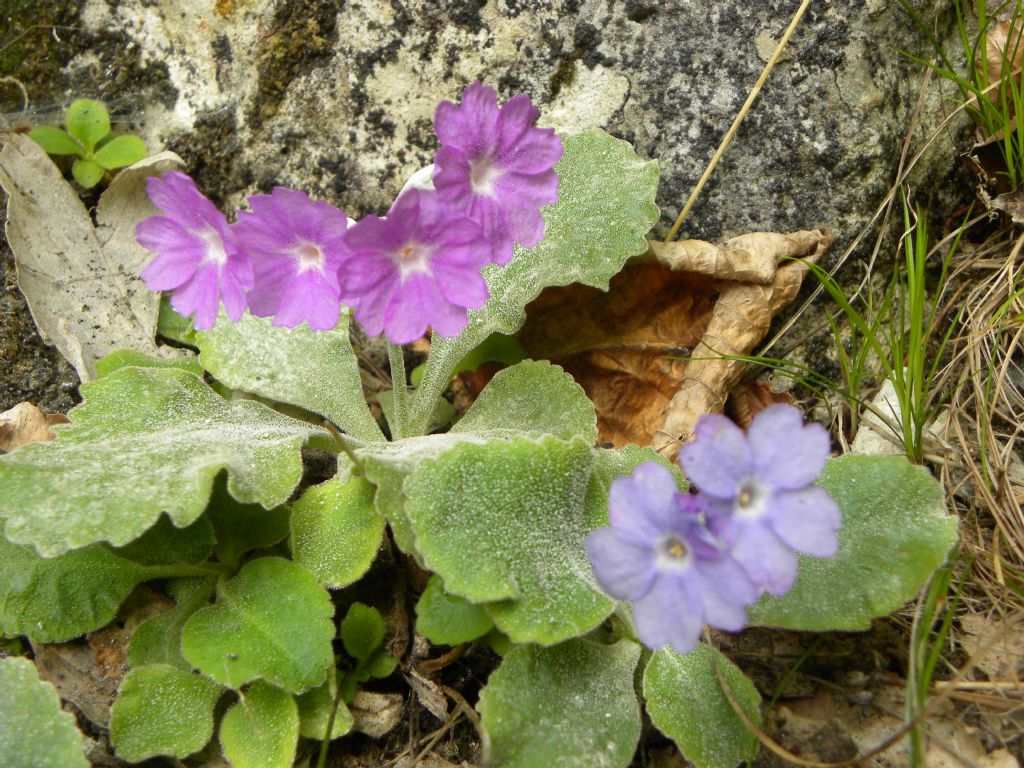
1 0 960 406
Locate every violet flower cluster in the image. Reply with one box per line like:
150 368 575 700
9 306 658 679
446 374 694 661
586 404 842 655
136 83 562 343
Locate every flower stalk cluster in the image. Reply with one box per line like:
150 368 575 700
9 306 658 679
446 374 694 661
136 83 562 344
586 404 843 655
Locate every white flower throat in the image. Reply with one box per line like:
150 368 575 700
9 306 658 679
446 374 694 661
293 242 326 274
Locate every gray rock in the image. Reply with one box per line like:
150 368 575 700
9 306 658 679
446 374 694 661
1 0 960 407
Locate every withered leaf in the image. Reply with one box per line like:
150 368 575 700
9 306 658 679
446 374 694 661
518 229 830 458
0 402 68 454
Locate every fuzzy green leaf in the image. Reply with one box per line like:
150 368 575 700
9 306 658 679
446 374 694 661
296 672 353 740
290 476 384 588
64 98 110 152
340 602 386 661
158 295 196 345
409 130 659 434
0 366 327 556
220 681 298 768
127 577 217 670
643 645 761 768
360 648 398 680
109 664 224 762
0 534 149 642
0 656 88 768
93 135 147 169
478 638 642 768
94 348 203 378
71 158 104 188
205 478 291 569
28 125 83 156
747 455 958 630
108 513 214 566
197 310 384 442
415 575 494 646
182 557 335 692
452 360 598 443
406 436 613 645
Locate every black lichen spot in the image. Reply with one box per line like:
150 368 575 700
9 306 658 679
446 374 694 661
573 22 604 68
164 108 247 208
625 1 656 23
251 0 340 127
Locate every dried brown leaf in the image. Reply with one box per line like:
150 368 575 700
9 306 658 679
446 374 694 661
0 134 183 381
518 229 829 455
0 401 68 453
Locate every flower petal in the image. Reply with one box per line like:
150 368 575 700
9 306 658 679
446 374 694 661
607 462 682 545
434 81 499 157
678 414 752 499
729 520 798 597
766 486 842 557
632 573 704 654
584 527 657 601
749 404 831 490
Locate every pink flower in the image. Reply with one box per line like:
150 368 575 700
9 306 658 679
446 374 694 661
233 187 353 331
340 189 490 344
433 82 563 265
136 172 252 330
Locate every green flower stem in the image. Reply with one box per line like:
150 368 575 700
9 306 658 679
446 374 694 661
387 342 409 440
316 676 347 768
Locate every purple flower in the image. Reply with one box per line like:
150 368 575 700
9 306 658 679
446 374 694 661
339 188 491 344
233 187 353 331
585 462 759 655
433 82 563 265
679 405 842 597
137 171 253 331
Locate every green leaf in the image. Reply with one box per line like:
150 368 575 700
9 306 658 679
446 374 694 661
360 648 398 680
296 672 353 740
28 125 83 156
205 477 291 569
109 664 224 762
220 681 298 768
109 513 214 566
377 387 455 434
197 310 385 442
0 534 148 642
94 348 203 378
158 295 197 345
478 638 642 768
415 575 494 646
182 557 335 692
409 130 659 434
71 158 104 188
0 656 88 768
127 577 217 670
92 135 147 169
452 360 597 443
406 436 613 645
643 645 761 768
747 455 958 630
0 366 328 556
290 475 384 588
65 98 111 152
340 602 386 661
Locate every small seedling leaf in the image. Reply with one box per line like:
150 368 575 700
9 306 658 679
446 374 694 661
197 309 384 442
477 638 642 768
415 575 494 646
0 366 326 556
296 672 353 740
341 602 386 661
28 125 83 156
65 98 110 153
0 656 88 768
643 644 761 768
220 681 299 768
93 135 147 169
127 577 217 670
109 664 224 762
290 476 384 588
182 557 335 692
747 455 958 630
205 477 291 569
71 158 104 188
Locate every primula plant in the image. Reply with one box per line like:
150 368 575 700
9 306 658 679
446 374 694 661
0 83 957 768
